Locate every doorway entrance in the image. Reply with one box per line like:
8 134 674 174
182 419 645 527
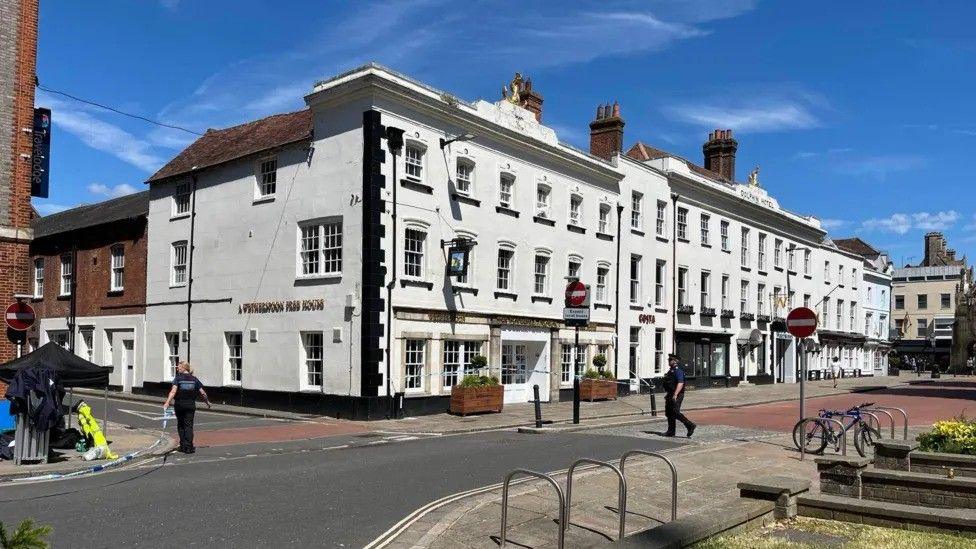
676 333 729 386
500 327 550 404
122 339 135 392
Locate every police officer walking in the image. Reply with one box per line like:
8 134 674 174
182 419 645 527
662 354 696 438
162 362 211 454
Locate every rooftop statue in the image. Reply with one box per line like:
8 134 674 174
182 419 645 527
502 72 523 105
748 165 761 187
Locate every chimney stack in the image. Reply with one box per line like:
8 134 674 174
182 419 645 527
924 231 946 266
702 128 738 181
589 101 625 161
519 78 544 122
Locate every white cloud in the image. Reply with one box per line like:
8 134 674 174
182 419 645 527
821 218 847 230
160 0 179 9
832 155 926 181
793 151 819 160
664 99 820 133
962 214 976 232
860 210 960 235
34 203 74 215
87 183 139 198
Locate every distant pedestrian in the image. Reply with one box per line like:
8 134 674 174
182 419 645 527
831 357 840 388
662 354 696 438
162 362 211 454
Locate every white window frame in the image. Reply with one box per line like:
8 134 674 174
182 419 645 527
721 274 730 310
700 213 710 246
631 191 643 230
598 203 611 234
655 259 666 307
499 173 515 208
740 280 750 313
404 338 426 392
700 270 711 309
741 228 750 268
496 244 515 291
654 329 665 374
79 327 94 363
225 332 243 384
110 244 125 291
677 267 688 307
758 233 767 271
404 143 425 181
720 220 729 251
301 331 324 389
567 255 582 280
774 238 783 268
165 332 180 379
569 194 583 226
170 241 188 287
677 208 688 240
596 262 610 303
59 254 72 296
655 200 666 236
172 182 191 218
403 226 427 279
443 340 482 388
455 157 474 196
788 245 796 271
757 283 766 316
561 343 587 384
33 258 43 298
535 183 551 219
297 219 343 278
630 254 641 305
256 156 278 199
804 249 811 275
533 251 551 295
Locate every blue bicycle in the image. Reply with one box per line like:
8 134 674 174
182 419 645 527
792 402 881 457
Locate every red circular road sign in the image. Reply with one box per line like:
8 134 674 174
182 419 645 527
5 301 35 331
786 307 818 338
565 280 587 307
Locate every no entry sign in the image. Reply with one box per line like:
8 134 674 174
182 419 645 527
786 307 817 339
565 280 588 307
5 301 35 331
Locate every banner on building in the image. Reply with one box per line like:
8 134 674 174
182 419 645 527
31 108 51 198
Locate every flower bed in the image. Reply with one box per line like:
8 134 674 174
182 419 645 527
917 419 976 456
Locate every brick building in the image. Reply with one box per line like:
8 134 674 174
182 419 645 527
0 0 39 362
29 191 149 390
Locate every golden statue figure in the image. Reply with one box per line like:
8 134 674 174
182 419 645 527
748 165 761 187
502 72 523 104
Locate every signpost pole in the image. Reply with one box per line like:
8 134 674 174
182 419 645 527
573 325 580 425
799 337 806 422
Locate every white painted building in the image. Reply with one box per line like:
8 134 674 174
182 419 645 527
835 238 893 375
137 64 884 418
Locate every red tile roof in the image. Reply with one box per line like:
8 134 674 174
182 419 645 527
627 141 729 182
147 109 312 183
833 237 881 258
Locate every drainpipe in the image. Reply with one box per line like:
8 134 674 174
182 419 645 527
384 126 405 411
670 192 678 354
613 203 623 381
186 173 198 362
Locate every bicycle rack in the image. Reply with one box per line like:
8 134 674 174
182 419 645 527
620 450 678 522
872 406 909 440
565 458 627 541
861 411 882 435
863 408 896 439
798 416 847 461
500 469 566 549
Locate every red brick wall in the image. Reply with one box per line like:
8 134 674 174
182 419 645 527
0 0 38 363
30 218 148 323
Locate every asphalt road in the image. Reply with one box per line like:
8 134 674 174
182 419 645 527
63 393 284 431
0 428 679 547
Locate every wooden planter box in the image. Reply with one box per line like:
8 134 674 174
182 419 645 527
450 385 503 416
580 379 618 401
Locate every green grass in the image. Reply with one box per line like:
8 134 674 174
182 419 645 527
694 517 975 549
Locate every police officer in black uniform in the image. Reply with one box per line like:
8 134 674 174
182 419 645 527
162 361 211 453
662 354 696 438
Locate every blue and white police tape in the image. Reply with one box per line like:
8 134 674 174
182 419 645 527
10 408 174 483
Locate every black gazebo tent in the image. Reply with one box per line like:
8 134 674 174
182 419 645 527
0 342 113 387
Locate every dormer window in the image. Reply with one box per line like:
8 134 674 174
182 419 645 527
405 143 424 180
455 158 473 195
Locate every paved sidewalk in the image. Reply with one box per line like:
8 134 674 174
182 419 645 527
378 430 816 548
0 421 172 482
372 374 903 434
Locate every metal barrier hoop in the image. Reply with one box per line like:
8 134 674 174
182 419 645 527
798 416 846 461
500 469 565 549
872 406 909 440
860 411 881 435
565 458 628 541
620 450 678 522
863 408 896 439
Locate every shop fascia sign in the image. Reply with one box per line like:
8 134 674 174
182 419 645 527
238 299 325 314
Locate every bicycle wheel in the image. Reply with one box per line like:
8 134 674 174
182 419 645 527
854 422 881 457
793 418 829 454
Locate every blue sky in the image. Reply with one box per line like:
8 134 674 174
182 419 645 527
35 0 976 265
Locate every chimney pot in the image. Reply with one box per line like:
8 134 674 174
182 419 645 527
589 101 626 161
702 128 738 180
612 101 620 118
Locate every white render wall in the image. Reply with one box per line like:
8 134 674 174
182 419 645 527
39 315 146 390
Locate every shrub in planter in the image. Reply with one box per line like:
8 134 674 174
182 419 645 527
917 418 976 455
599 369 615 380
580 369 617 401
450 362 502 416
592 353 607 372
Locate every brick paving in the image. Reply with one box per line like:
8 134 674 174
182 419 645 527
371 374 906 435
190 418 369 447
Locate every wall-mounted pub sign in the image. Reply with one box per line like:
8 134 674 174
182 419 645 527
31 108 51 198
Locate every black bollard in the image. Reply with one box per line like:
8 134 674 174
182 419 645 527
533 384 543 428
573 376 580 425
649 380 658 417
